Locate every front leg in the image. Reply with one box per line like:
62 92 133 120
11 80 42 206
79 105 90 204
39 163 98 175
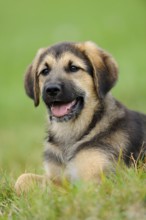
65 149 113 183
44 160 64 184
15 162 64 195
43 142 65 184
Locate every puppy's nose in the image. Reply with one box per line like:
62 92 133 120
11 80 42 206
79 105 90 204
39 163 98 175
45 84 61 97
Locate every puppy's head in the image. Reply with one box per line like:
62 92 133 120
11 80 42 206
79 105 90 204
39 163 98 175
25 41 118 122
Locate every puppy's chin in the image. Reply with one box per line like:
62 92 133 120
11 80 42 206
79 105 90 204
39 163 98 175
46 97 84 122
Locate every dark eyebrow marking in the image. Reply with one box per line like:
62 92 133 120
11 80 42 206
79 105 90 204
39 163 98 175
38 62 51 76
36 42 94 76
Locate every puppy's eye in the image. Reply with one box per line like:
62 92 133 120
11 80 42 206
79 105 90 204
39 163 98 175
69 65 80 72
40 67 50 76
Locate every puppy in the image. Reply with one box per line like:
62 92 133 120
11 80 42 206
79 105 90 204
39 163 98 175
15 41 146 194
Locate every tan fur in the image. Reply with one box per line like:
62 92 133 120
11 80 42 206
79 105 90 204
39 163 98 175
65 149 112 182
15 173 48 195
16 41 145 195
76 41 103 67
76 42 118 97
16 42 120 194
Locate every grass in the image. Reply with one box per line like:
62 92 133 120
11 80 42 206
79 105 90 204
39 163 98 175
0 165 146 220
0 0 146 219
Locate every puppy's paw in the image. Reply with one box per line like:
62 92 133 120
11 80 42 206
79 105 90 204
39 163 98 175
15 173 48 195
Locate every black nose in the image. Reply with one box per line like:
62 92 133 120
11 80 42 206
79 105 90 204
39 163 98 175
45 84 61 97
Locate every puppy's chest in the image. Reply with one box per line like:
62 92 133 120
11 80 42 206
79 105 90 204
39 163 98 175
46 138 77 164
46 122 84 163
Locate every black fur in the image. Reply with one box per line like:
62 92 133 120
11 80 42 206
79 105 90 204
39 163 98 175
124 110 146 164
77 102 105 142
42 79 84 105
71 104 146 165
71 115 126 160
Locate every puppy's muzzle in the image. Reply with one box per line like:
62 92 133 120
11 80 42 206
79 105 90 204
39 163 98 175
42 81 85 122
45 83 61 98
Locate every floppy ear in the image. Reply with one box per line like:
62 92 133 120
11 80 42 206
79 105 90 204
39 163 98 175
97 47 118 98
24 48 46 107
80 42 118 98
24 64 40 106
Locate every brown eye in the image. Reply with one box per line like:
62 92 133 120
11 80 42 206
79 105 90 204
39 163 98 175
41 67 50 76
69 65 80 72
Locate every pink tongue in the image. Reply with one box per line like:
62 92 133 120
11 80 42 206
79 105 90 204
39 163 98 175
51 100 76 117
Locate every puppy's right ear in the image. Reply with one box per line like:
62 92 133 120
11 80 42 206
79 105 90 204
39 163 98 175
24 64 34 100
24 63 40 107
24 48 46 107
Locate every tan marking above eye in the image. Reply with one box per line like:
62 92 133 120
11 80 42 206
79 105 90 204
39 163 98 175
59 52 87 69
37 55 57 74
38 51 88 76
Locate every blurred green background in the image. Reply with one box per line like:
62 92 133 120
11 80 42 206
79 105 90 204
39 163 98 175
0 0 146 179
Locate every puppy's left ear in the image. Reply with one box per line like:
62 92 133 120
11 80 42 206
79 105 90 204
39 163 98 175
79 42 118 98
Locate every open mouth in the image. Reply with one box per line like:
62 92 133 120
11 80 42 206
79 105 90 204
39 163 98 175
48 97 84 121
